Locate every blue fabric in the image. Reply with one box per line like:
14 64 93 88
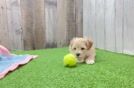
0 54 29 72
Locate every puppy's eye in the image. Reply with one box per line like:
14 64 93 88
81 48 85 50
73 48 76 50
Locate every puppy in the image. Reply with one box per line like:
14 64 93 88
69 37 96 64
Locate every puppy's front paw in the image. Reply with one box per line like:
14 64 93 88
86 60 95 64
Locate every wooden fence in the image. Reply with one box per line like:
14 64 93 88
0 0 134 55
83 0 134 55
0 0 83 50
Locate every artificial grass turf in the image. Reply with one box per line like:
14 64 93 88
0 48 134 88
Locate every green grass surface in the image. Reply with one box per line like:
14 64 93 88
0 48 134 88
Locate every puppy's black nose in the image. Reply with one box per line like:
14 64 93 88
76 53 80 57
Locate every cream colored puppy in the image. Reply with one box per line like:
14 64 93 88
69 37 96 64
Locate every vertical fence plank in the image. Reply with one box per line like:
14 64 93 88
66 0 76 44
75 0 83 37
57 0 67 47
123 0 134 55
45 0 57 47
95 0 105 49
6 0 23 50
32 0 46 49
0 0 10 49
83 0 96 45
20 0 35 50
105 0 116 51
115 0 124 53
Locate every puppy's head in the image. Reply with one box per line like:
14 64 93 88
69 37 93 59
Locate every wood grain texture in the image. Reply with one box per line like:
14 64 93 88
83 0 134 55
105 0 116 51
0 0 134 55
6 0 23 50
75 0 83 37
57 0 67 47
20 0 34 50
83 0 96 45
115 0 124 53
45 0 57 48
95 0 105 49
123 0 134 55
66 0 76 44
0 0 10 49
32 0 46 49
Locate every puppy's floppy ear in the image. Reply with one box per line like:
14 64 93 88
85 38 93 50
69 38 75 48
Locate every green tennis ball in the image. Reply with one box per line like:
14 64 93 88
63 54 77 67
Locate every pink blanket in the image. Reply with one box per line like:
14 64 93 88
0 45 38 79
